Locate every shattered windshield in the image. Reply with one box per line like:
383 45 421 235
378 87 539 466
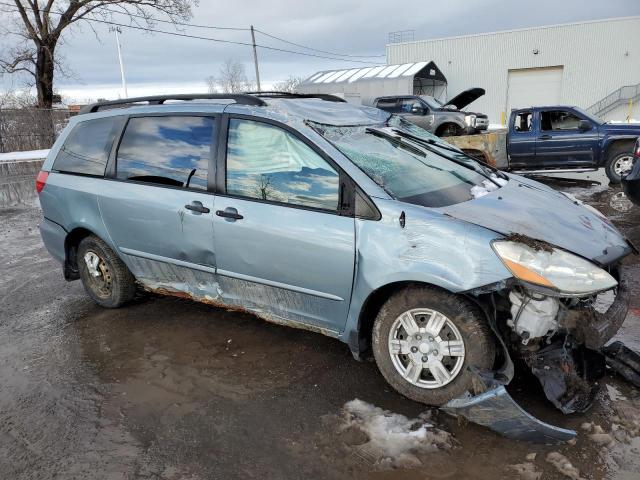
313 117 507 208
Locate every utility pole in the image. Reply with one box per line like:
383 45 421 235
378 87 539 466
112 27 128 98
250 25 261 92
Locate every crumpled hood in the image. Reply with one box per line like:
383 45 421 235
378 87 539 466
437 176 632 266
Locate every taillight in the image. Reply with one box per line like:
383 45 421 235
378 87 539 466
35 171 48 193
634 142 640 158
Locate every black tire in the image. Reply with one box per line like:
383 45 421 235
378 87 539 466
436 123 462 137
77 235 136 308
372 286 495 406
605 143 635 184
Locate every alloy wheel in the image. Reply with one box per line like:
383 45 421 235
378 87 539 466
388 308 465 389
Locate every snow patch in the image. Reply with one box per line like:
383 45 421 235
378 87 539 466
470 173 508 198
546 452 584 480
341 399 453 468
0 149 50 162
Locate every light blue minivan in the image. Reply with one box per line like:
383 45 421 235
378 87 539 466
37 93 632 424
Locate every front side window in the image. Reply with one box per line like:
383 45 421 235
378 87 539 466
399 98 423 113
53 116 120 176
116 116 214 190
541 110 582 131
226 119 340 211
513 111 532 132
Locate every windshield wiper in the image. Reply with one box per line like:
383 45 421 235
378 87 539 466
390 128 507 180
367 127 502 186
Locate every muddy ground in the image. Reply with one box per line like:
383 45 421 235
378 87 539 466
1 173 640 480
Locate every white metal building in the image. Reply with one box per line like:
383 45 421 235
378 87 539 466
385 16 640 124
297 61 448 106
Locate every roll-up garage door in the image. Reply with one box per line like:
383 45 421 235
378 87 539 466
506 66 564 113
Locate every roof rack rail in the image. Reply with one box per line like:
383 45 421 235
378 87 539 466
244 91 347 103
79 93 267 114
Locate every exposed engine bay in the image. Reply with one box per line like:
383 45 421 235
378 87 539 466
443 262 632 443
497 273 629 415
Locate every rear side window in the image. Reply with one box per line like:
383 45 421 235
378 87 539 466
376 98 399 113
116 116 214 190
53 117 120 176
513 111 532 132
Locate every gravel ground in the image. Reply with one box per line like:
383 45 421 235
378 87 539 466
1 176 640 480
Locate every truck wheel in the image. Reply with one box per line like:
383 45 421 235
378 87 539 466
436 123 462 137
372 286 495 406
77 235 136 308
606 144 635 184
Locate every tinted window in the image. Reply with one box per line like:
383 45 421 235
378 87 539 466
116 116 214 190
53 117 120 176
541 110 582 131
376 98 399 113
226 119 340 211
513 111 532 132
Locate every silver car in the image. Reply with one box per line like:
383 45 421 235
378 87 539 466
37 93 632 439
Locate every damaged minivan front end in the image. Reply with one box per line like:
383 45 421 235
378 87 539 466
316 116 634 441
488 239 630 413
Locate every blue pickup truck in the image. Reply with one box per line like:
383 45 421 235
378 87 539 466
447 105 640 183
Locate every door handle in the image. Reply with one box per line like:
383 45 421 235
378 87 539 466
185 201 210 214
216 208 243 220
539 134 552 140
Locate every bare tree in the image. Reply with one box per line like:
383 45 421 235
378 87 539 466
210 59 254 93
273 75 302 93
256 174 273 200
0 1 197 107
205 75 216 93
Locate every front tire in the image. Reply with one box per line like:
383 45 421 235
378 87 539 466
77 235 136 308
436 123 463 137
372 286 495 406
605 145 635 184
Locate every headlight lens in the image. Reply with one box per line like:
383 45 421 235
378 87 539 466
492 240 617 295
464 114 476 127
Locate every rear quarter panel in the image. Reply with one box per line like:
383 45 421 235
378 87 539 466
39 173 116 251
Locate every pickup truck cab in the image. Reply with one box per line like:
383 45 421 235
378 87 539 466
507 106 639 183
372 88 489 137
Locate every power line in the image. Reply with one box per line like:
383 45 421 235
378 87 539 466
101 6 384 59
255 28 385 59
0 2 384 64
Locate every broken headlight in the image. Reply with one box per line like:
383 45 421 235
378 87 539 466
492 240 617 296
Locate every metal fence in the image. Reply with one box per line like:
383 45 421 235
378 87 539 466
0 108 70 153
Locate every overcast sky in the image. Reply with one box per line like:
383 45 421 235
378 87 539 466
1 0 639 102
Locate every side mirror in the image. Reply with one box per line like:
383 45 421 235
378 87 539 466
411 104 425 115
578 120 592 132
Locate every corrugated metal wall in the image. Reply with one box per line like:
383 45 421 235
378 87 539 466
386 17 640 123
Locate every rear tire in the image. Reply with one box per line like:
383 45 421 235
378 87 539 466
372 286 495 406
77 235 136 308
605 144 635 184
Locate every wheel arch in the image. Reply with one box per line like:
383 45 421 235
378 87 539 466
353 280 457 358
435 122 463 137
602 137 636 165
63 227 98 280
